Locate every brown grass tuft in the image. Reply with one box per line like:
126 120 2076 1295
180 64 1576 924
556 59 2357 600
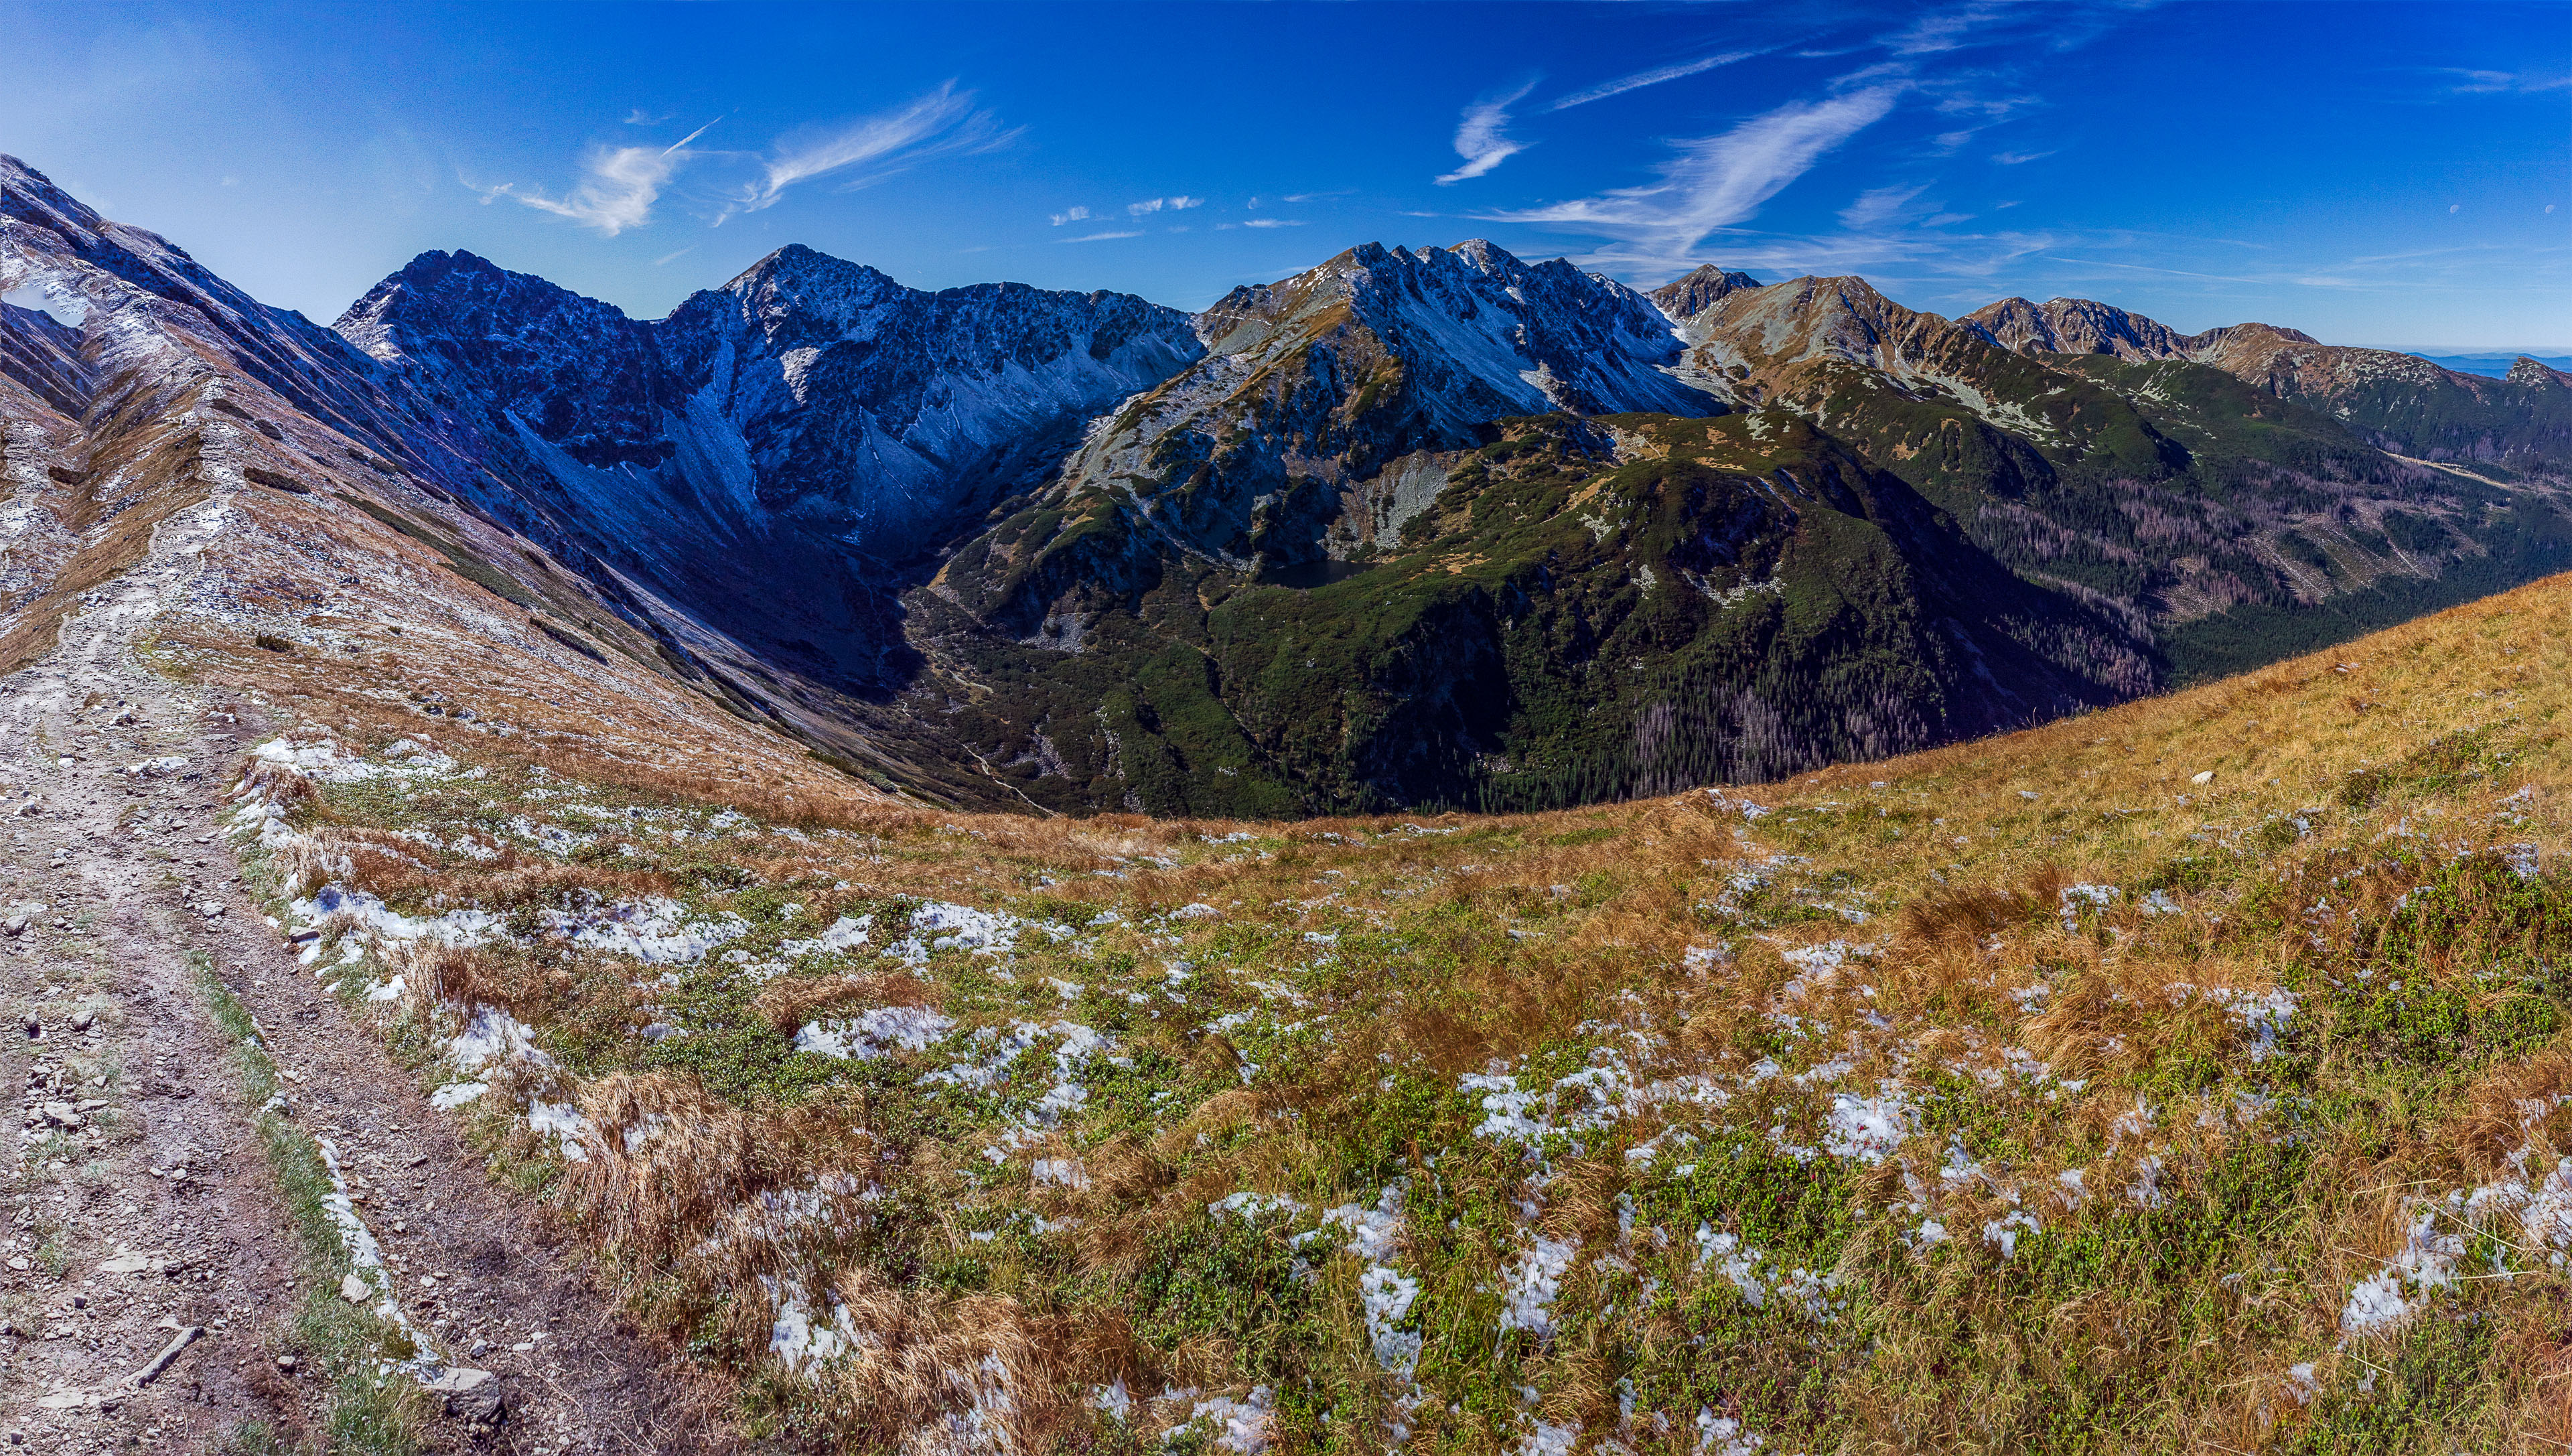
752 972 938 1034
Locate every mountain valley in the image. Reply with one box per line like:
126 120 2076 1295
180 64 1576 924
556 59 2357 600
9 147 2572 1456
7 153 2568 817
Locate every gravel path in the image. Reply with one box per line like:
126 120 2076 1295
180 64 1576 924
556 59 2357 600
0 509 718 1453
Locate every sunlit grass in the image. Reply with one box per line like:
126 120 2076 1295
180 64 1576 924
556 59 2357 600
225 573 2572 1453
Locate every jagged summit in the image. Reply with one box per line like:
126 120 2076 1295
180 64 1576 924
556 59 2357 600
1962 295 2197 358
1955 293 2338 365
1648 263 1764 320
336 248 650 372
326 222 1205 617
1196 236 1713 418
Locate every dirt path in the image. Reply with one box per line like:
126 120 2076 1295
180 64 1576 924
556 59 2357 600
0 506 713 1453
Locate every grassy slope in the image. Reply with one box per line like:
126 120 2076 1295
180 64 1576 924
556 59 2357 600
225 568 2572 1455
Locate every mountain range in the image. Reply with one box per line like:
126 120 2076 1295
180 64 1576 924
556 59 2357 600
5 151 2569 814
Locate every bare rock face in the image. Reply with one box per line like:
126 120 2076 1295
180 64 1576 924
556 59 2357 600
2505 355 2572 389
1960 295 2199 358
423 1366 505 1429
966 238 1725 625
336 242 1204 561
1647 263 1764 321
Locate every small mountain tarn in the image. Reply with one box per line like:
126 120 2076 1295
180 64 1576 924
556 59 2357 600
4 151 2567 812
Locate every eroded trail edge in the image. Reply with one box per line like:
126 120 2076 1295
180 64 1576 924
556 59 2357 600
0 526 705 1454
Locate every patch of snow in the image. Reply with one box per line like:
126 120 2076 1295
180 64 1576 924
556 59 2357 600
540 895 747 964
794 1005 956 1060
1497 1235 1577 1335
1823 1084 1917 1164
779 914 871 958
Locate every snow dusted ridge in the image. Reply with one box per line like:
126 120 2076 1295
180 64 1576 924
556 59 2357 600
334 243 1204 561
1192 239 1721 425
1028 238 1726 581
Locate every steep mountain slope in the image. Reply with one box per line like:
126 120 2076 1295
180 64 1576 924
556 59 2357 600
1964 292 2251 359
964 240 1719 604
1657 275 2572 682
918 409 2147 816
333 244 1202 720
0 152 896 811
1964 293 2572 471
1647 262 1764 320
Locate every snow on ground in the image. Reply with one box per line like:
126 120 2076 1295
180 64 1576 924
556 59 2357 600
794 1005 958 1060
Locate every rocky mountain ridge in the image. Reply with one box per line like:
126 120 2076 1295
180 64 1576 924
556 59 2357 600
338 241 1204 560
7 149 2571 814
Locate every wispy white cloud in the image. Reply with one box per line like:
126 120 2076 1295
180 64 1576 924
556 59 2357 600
653 246 695 267
1060 229 1142 243
1839 183 1927 230
1435 80 1538 185
487 89 999 235
1492 84 1902 269
480 143 683 234
1243 218 1305 228
725 83 1007 219
1992 149 2053 165
1281 189 1352 203
1881 2 2117 60
1050 205 1092 226
1127 196 1204 216
479 117 719 234
1881 5 2003 57
1547 51 1761 111
2437 67 2572 94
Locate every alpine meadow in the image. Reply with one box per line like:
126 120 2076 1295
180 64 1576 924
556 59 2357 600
1 3 2569 1454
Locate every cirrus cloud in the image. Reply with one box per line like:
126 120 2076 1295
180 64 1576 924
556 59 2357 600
1491 84 1902 268
480 84 1010 235
725 83 1010 219
476 119 715 235
1547 50 1763 111
1436 80 1538 185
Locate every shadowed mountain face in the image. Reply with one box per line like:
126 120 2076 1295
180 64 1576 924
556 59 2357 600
330 244 1206 698
339 244 1206 559
5 149 2567 812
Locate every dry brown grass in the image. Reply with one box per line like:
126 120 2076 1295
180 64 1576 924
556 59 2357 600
752 972 940 1034
219 568 2572 1451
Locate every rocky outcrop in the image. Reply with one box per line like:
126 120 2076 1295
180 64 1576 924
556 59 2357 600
983 238 1721 616
338 242 1203 559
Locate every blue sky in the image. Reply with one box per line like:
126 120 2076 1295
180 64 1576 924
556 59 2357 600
3 1 2566 348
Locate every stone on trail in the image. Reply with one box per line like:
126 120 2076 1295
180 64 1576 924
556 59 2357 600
340 1272 371 1303
423 1366 505 1427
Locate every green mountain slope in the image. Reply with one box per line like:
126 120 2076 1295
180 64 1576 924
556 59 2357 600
910 412 2149 816
1666 279 2572 689
873 263 2572 815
